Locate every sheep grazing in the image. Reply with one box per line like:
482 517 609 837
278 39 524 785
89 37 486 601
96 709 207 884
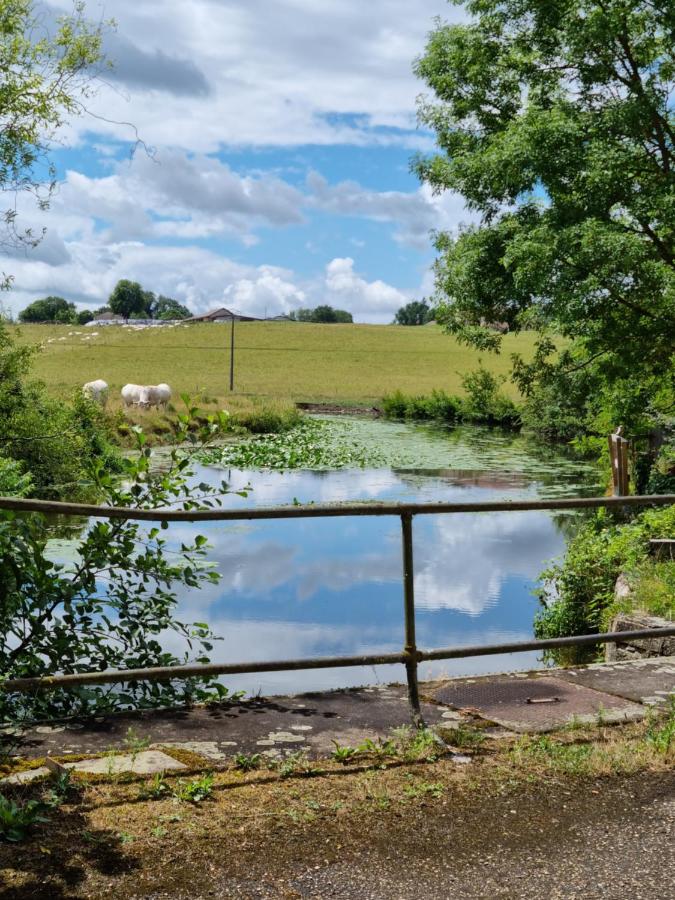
121 383 172 409
82 379 109 407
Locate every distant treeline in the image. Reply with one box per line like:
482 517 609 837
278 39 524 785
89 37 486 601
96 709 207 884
18 281 192 324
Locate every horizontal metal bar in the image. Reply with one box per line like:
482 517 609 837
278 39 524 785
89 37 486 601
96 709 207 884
3 651 410 692
418 626 675 661
0 493 672 523
5 627 675 694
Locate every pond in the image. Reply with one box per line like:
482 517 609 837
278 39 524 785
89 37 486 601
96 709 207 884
151 417 601 696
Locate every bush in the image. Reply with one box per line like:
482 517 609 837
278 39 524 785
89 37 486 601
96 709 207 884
534 505 675 641
0 455 32 497
0 323 121 500
0 409 235 723
382 369 519 428
460 366 521 427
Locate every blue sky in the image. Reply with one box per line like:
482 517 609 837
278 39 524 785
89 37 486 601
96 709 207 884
5 0 471 322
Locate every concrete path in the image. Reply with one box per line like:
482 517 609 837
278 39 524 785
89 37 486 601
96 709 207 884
3 657 674 776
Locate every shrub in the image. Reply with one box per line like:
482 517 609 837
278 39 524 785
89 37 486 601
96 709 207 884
0 407 235 723
534 505 675 641
382 372 519 428
0 323 121 500
460 366 521 427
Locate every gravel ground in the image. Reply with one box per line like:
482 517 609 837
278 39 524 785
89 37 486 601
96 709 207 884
124 771 675 900
240 772 675 900
2 770 672 899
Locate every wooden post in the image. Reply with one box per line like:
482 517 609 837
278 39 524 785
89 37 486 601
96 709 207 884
608 429 630 496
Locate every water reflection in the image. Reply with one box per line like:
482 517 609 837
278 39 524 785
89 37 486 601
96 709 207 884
48 420 600 696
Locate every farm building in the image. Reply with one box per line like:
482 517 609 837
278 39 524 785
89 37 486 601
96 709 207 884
185 307 260 323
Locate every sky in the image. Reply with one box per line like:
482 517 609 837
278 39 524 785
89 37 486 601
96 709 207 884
4 0 472 323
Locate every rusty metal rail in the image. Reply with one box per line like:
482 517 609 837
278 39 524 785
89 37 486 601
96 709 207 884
2 492 674 723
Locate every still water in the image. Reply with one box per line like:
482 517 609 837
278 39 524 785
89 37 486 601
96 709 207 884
153 418 600 696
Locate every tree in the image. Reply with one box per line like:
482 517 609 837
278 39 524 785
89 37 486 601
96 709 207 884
153 295 192 320
109 279 147 319
0 2 106 288
18 296 75 323
394 300 434 326
289 305 353 323
76 309 93 325
414 0 674 400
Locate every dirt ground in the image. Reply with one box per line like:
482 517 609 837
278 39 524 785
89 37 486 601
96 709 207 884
1 721 673 900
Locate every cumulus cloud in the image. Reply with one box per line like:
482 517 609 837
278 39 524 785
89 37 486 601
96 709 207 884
43 0 460 150
307 171 439 248
54 150 305 244
324 257 407 316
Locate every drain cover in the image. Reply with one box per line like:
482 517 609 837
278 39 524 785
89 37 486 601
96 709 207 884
431 676 644 733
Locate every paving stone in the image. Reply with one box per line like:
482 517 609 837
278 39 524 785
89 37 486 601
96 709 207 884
156 741 229 760
64 749 187 776
557 657 675 704
430 675 645 733
1 767 50 785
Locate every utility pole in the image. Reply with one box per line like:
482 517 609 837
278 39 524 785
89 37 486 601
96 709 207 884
229 314 235 391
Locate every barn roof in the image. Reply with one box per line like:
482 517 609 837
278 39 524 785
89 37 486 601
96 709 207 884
185 307 260 322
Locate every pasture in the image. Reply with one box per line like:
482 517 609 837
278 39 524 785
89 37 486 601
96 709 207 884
16 321 538 408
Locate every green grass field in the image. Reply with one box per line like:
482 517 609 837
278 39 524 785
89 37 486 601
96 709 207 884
16 322 538 408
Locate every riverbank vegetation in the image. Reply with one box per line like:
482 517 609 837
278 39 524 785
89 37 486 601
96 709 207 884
0 410 240 723
414 0 674 490
383 366 521 428
534 505 675 642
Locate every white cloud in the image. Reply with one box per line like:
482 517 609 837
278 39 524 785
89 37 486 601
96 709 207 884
44 0 461 151
324 257 407 317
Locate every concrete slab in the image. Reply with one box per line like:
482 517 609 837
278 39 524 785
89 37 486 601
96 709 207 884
8 685 450 761
1 766 50 785
63 749 186 776
429 675 645 733
557 657 675 705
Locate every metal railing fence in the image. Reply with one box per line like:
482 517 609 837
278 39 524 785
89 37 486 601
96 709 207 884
2 492 674 724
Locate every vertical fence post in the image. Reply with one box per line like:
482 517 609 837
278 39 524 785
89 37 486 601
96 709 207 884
229 315 235 391
400 512 424 728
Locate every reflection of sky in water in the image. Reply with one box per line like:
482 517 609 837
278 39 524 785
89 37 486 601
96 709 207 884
158 418 598 695
48 421 600 696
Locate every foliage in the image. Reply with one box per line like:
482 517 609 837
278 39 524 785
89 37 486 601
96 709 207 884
414 0 675 455
109 280 148 319
76 310 93 325
0 1 106 286
234 753 262 772
172 773 214 803
200 417 385 470
534 504 675 641
289 305 353 323
18 296 75 323
0 403 241 722
0 322 120 499
383 366 520 427
0 454 32 497
0 794 49 842
647 441 675 495
460 366 521 427
646 698 675 755
153 295 192 320
393 300 434 326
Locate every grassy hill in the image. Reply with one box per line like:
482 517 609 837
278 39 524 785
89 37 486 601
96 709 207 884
16 321 537 408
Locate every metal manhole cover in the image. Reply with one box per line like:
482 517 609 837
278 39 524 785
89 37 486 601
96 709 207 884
432 676 644 733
